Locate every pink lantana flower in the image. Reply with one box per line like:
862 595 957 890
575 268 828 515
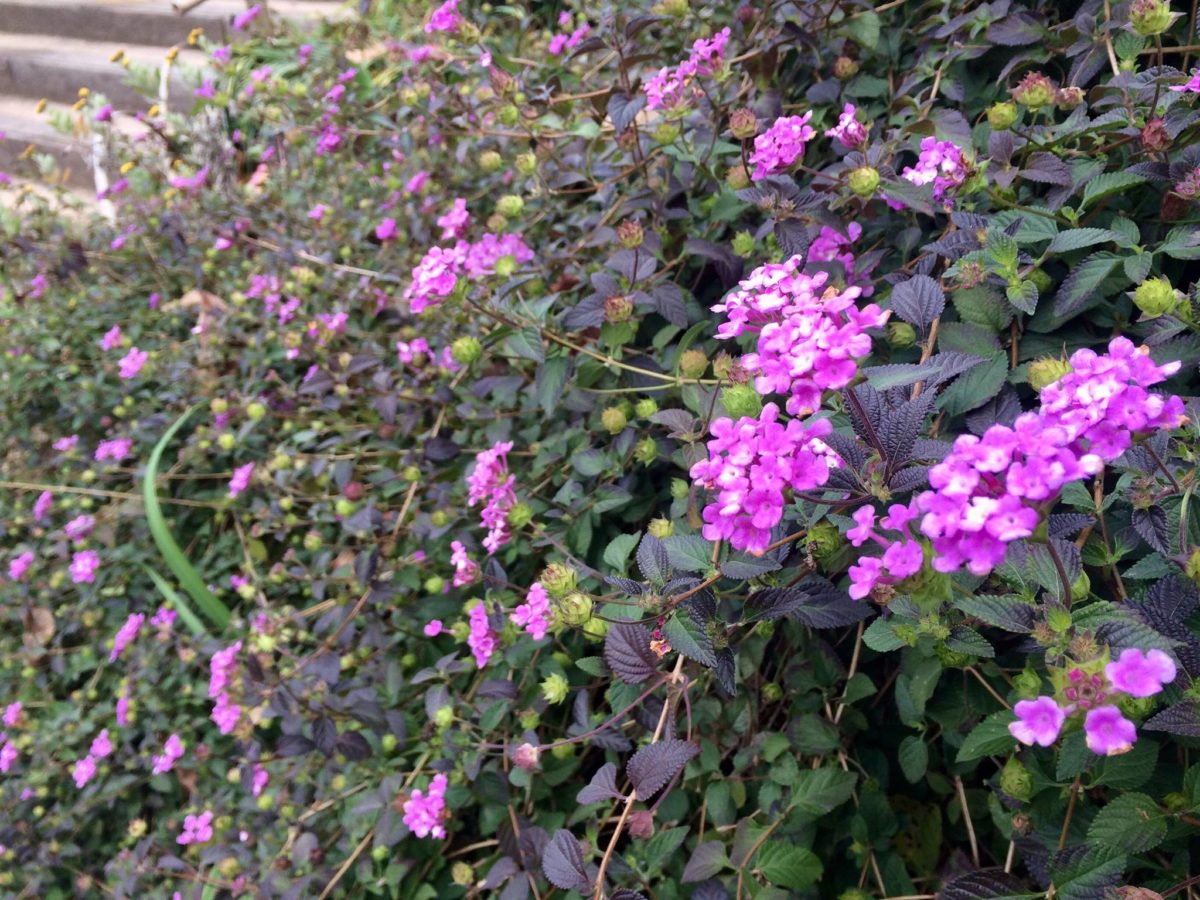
1083 705 1137 755
118 347 149 379
1104 648 1177 698
1009 696 1066 747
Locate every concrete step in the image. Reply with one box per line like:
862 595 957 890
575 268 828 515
0 98 91 189
0 0 343 46
0 35 204 108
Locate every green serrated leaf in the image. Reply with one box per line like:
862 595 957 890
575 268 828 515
756 841 823 890
603 533 639 571
663 613 717 667
664 534 715 573
898 735 929 783
1087 792 1167 853
1046 228 1117 253
937 352 1008 417
957 710 1017 763
1081 172 1148 210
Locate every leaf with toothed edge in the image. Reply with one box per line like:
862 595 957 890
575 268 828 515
626 739 699 799
541 830 590 890
576 763 623 804
604 622 659 683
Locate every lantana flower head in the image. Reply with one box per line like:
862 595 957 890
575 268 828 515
403 773 449 838
748 113 817 181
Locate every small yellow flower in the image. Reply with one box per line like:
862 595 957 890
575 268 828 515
34 98 47 113
147 104 160 117
109 49 125 63
119 161 135 174
165 47 179 62
71 98 86 112
78 87 90 98
187 28 203 46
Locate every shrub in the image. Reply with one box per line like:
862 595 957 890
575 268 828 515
2 0 1200 896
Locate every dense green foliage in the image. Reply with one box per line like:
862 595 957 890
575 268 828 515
2 0 1200 897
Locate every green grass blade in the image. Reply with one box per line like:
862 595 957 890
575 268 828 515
142 565 206 637
143 405 231 630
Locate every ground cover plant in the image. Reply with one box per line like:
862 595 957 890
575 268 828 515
3 0 1200 896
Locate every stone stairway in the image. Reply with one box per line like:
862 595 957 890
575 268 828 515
0 0 341 194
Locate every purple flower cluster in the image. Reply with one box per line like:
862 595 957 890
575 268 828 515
466 441 517 553
467 603 497 668
712 256 888 415
1010 649 1177 755
151 734 184 775
824 103 867 149
748 113 817 181
905 338 1185 577
70 549 101 584
177 810 214 845
901 137 968 201
404 233 534 314
548 15 591 56
511 582 551 640
109 613 144 663
403 773 449 839
209 641 243 735
450 540 479 587
228 462 255 499
845 504 925 600
689 403 840 554
643 27 731 112
436 198 470 240
425 0 460 34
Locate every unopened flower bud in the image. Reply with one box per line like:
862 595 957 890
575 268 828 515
1133 276 1178 318
1012 669 1042 698
433 706 454 728
647 517 674 539
1055 86 1085 109
654 121 681 144
479 150 503 172
540 563 577 598
1000 757 1034 801
732 231 755 257
1131 0 1173 35
515 152 537 176
513 742 540 770
1142 118 1172 152
556 592 594 627
604 294 634 324
722 384 763 419
679 349 708 378
726 164 751 190
1028 357 1072 391
729 107 758 140
1011 72 1056 108
541 672 570 704
424 575 445 594
887 321 917 348
496 194 524 218
451 335 482 364
833 56 859 80
506 502 533 528
987 101 1018 130
671 478 689 500
634 436 658 464
634 398 658 418
848 165 880 197
616 220 644 249
1046 605 1073 634
1071 572 1090 601
805 520 843 563
761 682 783 702
451 862 474 886
498 104 520 127
628 810 655 839
601 406 628 434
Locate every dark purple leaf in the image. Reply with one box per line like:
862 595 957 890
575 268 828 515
940 869 1032 900
651 282 688 327
1132 505 1172 555
541 830 590 891
684 238 743 287
1144 701 1200 737
625 15 664 39
626 738 698 799
890 275 945 330
577 762 623 804
277 734 316 757
423 437 461 462
336 732 371 761
605 574 645 595
313 718 337 757
636 533 670 584
1020 151 1072 186
605 622 659 683
774 219 809 260
608 91 647 134
682 842 729 882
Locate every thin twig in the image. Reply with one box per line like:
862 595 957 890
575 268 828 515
955 776 980 867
